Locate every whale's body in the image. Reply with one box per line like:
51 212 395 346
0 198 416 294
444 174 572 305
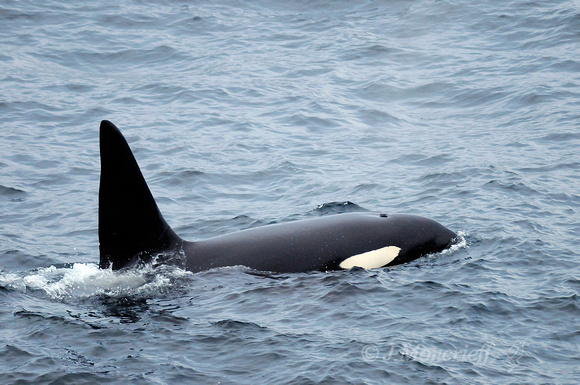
99 120 456 273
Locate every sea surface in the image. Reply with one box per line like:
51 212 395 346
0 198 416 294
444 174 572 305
1 1 579 384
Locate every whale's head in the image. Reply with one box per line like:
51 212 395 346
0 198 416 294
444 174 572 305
337 213 457 269
379 214 457 266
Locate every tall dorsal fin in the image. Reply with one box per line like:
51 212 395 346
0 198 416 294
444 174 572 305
98 120 181 270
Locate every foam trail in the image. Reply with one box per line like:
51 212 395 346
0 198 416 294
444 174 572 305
0 263 190 301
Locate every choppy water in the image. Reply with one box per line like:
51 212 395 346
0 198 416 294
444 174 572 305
1 0 579 383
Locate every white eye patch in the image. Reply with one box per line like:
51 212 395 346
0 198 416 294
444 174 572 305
339 246 401 270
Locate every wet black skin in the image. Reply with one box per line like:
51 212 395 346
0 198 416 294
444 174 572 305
98 120 457 273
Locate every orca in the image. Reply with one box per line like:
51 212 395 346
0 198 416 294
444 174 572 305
99 120 457 273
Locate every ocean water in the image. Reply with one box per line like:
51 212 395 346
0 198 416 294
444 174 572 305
1 0 579 383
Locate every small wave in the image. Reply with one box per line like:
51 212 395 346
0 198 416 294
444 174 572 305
313 201 366 215
0 185 26 202
0 185 25 195
212 319 267 333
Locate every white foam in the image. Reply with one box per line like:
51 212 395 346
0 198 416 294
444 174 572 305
441 231 468 254
1 262 191 301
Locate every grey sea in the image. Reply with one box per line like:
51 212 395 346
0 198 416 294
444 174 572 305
1 1 579 384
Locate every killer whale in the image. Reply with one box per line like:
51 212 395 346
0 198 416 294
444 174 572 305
99 120 457 273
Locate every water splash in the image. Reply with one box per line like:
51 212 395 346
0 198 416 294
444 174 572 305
0 262 192 302
442 230 468 255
